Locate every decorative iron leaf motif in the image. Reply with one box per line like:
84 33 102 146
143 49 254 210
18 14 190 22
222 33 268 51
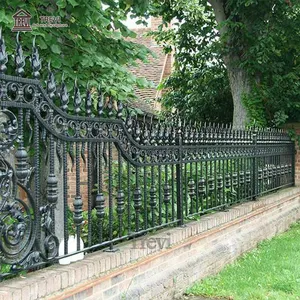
47 62 56 100
0 28 8 74
81 142 86 166
41 127 48 164
31 37 41 79
56 139 63 171
0 109 18 152
68 142 75 172
15 33 25 77
25 109 33 144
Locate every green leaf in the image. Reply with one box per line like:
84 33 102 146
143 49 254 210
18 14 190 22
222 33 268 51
50 44 61 54
67 0 79 7
38 38 47 50
56 0 67 8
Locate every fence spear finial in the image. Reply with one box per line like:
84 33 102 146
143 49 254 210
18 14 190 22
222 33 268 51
117 101 123 119
15 32 25 77
0 27 8 74
85 83 92 117
60 73 69 112
74 77 81 116
47 60 56 100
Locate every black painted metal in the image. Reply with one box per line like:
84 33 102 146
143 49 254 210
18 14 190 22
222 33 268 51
0 32 295 278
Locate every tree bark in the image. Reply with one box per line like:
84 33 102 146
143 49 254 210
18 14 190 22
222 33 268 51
225 57 250 127
208 0 250 127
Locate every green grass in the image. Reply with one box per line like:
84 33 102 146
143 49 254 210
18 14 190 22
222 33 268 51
186 222 300 300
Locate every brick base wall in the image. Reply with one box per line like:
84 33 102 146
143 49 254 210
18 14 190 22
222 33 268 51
1 187 300 300
285 123 300 185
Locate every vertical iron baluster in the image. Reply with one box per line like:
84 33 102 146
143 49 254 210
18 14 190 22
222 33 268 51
150 166 157 227
86 87 92 247
222 158 226 207
143 166 148 230
164 165 171 223
205 160 209 210
127 161 132 234
217 160 223 208
117 151 125 236
184 163 188 216
63 140 68 254
232 162 238 204
134 166 142 232
60 77 69 254
158 165 162 224
15 108 29 186
108 141 114 249
208 160 214 209
195 162 199 212
34 111 41 244
188 163 195 215
252 129 258 199
47 109 58 236
225 159 230 207
237 157 240 203
73 80 83 251
74 142 83 251
176 117 183 226
214 158 217 207
246 162 251 200
198 161 205 212
87 142 92 247
263 163 268 195
95 143 105 243
171 164 175 221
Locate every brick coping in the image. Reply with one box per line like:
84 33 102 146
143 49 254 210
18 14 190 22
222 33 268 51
0 187 299 300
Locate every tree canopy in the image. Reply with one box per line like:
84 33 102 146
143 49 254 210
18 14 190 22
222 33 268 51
2 0 300 126
0 0 153 102
147 0 300 126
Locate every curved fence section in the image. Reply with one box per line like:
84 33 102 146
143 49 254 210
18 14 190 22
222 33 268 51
0 32 295 278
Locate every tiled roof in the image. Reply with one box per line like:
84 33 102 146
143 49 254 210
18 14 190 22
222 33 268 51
128 25 172 115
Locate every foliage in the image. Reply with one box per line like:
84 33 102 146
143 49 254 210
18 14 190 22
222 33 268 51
150 0 233 123
186 221 300 299
144 0 300 126
66 158 254 247
0 0 153 101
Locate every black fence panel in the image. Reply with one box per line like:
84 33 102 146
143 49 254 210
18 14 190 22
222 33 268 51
0 32 295 279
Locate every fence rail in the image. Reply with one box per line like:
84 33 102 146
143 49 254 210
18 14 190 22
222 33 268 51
0 32 295 278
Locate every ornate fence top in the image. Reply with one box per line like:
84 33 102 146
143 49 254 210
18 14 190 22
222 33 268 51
0 31 291 153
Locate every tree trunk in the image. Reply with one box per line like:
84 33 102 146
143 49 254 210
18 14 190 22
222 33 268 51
225 57 250 127
208 0 250 127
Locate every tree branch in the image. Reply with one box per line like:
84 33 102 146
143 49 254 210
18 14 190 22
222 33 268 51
207 0 227 35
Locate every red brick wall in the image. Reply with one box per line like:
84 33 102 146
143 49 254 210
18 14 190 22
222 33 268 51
67 153 88 211
285 123 300 185
2 187 300 300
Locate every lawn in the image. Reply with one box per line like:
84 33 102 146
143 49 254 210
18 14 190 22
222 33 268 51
186 222 300 300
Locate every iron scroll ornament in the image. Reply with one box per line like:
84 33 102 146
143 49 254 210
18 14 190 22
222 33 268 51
0 109 58 272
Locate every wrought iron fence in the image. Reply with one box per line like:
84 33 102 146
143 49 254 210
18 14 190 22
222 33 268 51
0 32 295 278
